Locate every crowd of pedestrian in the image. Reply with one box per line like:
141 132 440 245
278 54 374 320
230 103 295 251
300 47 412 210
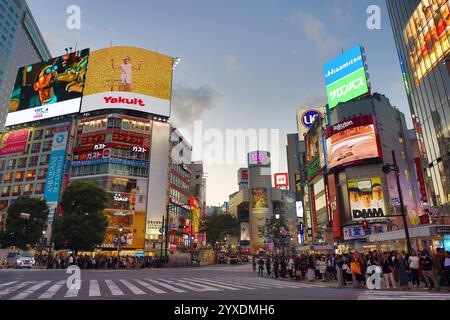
36 254 165 270
252 248 450 291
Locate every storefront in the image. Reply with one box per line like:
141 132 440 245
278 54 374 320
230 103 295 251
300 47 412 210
368 225 450 253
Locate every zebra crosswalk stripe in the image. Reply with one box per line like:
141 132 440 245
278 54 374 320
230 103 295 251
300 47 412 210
89 280 101 297
64 280 82 298
144 279 183 293
168 278 221 292
156 278 213 292
119 279 145 295
39 280 66 299
194 278 255 290
0 281 18 289
0 281 35 298
187 278 241 291
105 280 124 296
10 281 51 300
227 278 284 289
133 279 167 294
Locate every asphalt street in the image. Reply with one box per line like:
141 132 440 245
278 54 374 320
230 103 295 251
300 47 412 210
0 264 449 300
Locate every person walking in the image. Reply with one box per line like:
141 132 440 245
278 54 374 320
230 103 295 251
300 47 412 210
273 256 280 279
395 252 409 290
280 256 287 278
307 255 315 282
381 253 397 289
420 250 437 291
252 255 257 273
266 256 272 278
257 256 264 277
318 256 327 281
408 250 420 288
350 256 364 289
288 256 295 279
335 255 345 287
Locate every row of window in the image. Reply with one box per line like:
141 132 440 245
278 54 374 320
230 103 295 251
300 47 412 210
71 163 149 178
1 168 47 184
1 182 46 198
0 154 51 170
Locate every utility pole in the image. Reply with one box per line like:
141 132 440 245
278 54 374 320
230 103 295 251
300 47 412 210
164 203 170 264
160 215 165 259
383 151 412 253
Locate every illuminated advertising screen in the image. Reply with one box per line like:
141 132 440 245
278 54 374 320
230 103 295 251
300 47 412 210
248 151 271 167
348 177 386 221
274 173 289 187
323 44 369 110
403 0 450 85
252 188 269 209
0 129 30 155
325 115 382 171
297 107 324 141
81 46 173 117
305 116 325 179
6 49 90 126
240 222 250 241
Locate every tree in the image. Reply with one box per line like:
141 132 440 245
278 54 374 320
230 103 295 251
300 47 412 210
2 197 49 249
53 181 108 252
258 216 290 251
206 213 239 246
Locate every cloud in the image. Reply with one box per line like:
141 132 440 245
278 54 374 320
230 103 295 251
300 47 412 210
285 10 339 55
171 84 223 127
330 0 352 26
225 53 239 72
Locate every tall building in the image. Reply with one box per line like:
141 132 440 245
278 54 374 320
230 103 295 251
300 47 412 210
0 0 51 129
386 0 450 215
286 133 306 198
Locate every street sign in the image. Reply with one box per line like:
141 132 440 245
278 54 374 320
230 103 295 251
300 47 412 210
159 228 165 234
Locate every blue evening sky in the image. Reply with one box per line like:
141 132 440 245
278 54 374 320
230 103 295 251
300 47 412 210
27 0 412 206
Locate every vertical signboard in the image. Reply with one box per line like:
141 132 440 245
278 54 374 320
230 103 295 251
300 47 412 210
44 128 69 222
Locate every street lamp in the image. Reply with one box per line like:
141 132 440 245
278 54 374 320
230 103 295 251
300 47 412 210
383 150 412 253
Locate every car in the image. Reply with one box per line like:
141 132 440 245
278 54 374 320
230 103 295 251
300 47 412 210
6 252 35 269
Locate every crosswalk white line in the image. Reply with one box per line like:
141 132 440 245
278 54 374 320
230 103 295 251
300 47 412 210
119 279 145 295
168 278 222 292
227 279 284 289
252 278 319 288
144 279 183 293
156 278 215 292
89 280 101 297
10 281 51 300
38 280 65 299
244 279 300 287
0 281 35 298
187 278 241 291
64 280 82 298
0 281 18 289
194 278 255 290
105 280 124 296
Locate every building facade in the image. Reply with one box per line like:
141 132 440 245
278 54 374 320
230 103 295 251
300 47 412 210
0 0 51 129
386 0 450 215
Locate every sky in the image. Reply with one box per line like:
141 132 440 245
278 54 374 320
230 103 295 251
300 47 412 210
27 0 412 206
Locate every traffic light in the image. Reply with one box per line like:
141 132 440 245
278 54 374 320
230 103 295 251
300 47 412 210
419 214 430 225
362 220 369 233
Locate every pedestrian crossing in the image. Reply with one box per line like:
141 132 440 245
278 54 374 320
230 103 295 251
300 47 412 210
357 290 450 300
0 277 327 300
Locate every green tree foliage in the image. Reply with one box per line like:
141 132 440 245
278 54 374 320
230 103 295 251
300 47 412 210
205 213 239 246
1 197 49 249
53 181 108 252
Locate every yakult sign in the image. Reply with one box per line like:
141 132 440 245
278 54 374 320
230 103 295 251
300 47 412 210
324 44 369 110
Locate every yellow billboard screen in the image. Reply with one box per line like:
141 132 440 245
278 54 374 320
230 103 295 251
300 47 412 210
403 0 450 85
81 46 173 117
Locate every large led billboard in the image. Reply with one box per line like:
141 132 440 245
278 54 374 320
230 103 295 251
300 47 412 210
323 44 369 110
6 49 90 127
305 115 325 179
81 47 173 117
403 0 450 85
325 115 382 171
348 177 386 221
0 129 30 155
252 188 269 209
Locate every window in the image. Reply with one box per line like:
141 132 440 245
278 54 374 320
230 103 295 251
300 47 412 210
34 129 43 140
37 168 47 179
26 170 36 180
31 143 41 153
6 159 16 170
405 169 411 181
399 136 404 144
44 128 53 138
28 156 38 167
0 160 5 170
42 140 52 152
1 186 11 197
15 172 24 182
12 185 21 196
35 183 45 194
401 152 406 161
3 172 12 183
23 184 33 194
409 190 414 203
17 157 27 168
40 154 50 166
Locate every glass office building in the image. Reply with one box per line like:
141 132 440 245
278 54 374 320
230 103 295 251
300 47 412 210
0 0 51 129
386 0 450 216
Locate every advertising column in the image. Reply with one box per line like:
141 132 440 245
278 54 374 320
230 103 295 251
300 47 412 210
44 125 70 229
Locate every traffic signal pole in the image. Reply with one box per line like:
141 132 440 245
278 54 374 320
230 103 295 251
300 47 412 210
391 150 412 253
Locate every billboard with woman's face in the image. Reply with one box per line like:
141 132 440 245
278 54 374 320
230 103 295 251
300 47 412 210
6 49 90 126
81 47 173 117
403 0 450 85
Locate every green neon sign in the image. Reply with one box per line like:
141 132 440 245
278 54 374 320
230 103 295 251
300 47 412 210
326 67 369 110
